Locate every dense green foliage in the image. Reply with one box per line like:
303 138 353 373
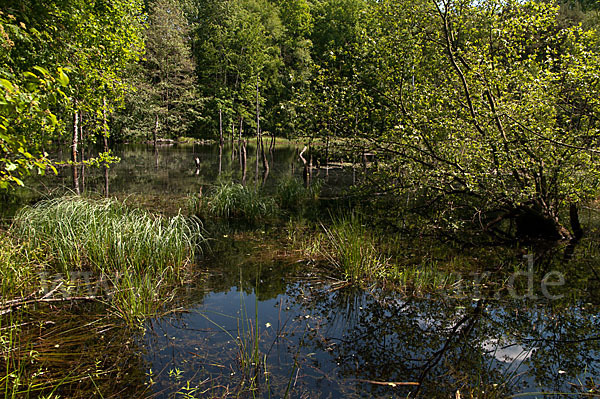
355 0 600 239
3 0 600 238
1 0 144 188
0 12 65 188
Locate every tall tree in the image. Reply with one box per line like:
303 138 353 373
2 0 145 189
355 0 600 239
129 0 199 140
194 0 283 138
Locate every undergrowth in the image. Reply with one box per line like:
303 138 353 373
197 182 277 221
10 196 204 322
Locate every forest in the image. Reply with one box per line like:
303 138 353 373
2 0 600 397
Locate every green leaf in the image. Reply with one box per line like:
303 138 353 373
57 68 69 87
5 162 18 171
48 113 58 126
0 79 15 92
32 66 50 77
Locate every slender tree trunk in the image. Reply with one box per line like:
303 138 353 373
153 113 159 150
308 143 313 184
255 77 260 186
80 112 85 193
325 136 330 177
219 108 224 146
230 121 235 162
239 117 244 170
570 203 584 240
72 107 80 195
165 66 170 137
362 147 367 181
258 82 269 175
103 97 109 198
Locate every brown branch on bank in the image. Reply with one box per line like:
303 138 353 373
1 286 102 314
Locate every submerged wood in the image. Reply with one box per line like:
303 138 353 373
261 136 269 174
153 113 159 149
299 145 310 187
218 143 223 175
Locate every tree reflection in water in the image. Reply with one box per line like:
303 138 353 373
293 286 600 398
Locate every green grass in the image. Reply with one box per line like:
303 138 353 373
200 182 277 222
0 232 46 301
386 263 463 293
10 196 204 322
320 213 389 282
275 177 321 215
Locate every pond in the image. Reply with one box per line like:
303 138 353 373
143 236 600 398
41 141 352 197
4 143 600 398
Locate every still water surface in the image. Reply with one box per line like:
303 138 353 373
16 144 600 397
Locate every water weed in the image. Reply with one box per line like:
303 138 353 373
0 232 46 301
321 213 389 283
10 197 204 322
200 182 277 222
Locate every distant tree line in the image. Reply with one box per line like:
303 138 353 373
2 0 600 239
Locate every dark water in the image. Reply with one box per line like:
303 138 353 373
7 144 600 398
143 236 600 398
35 142 351 199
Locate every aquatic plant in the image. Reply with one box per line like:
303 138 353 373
0 306 148 398
0 232 46 300
321 213 389 282
275 177 320 213
10 197 204 322
202 182 277 221
387 263 463 294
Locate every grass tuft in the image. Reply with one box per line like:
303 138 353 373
10 197 204 322
0 232 46 301
275 178 320 214
201 182 277 222
321 213 389 282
